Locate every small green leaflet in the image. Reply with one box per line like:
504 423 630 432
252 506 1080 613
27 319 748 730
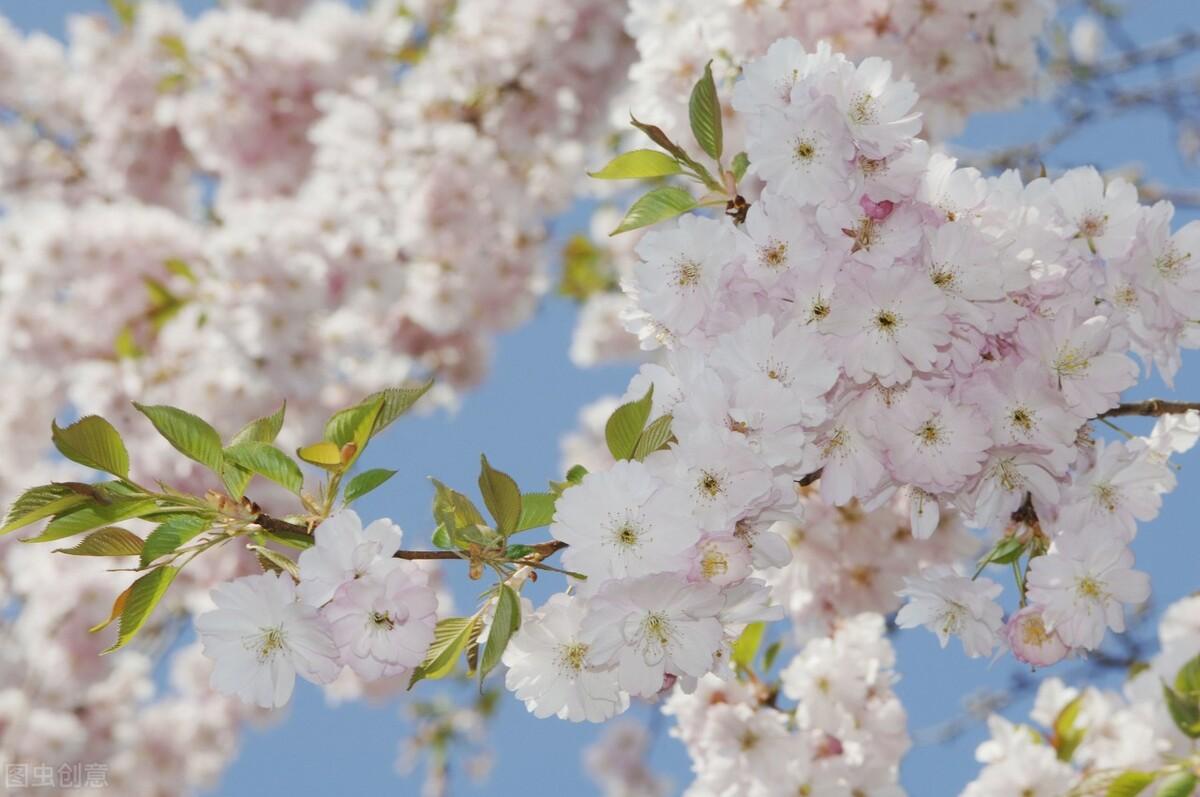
103 567 178 653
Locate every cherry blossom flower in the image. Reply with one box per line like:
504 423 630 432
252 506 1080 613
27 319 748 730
1026 530 1150 649
297 509 404 606
196 573 341 708
896 567 1004 657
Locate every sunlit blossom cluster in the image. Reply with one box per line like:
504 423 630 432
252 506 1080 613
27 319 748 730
585 38 1200 669
664 613 909 796
964 593 1200 796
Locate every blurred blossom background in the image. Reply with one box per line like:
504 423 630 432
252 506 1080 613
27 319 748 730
1 0 1199 795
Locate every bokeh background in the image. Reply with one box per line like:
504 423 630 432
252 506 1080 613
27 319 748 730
4 1 1199 794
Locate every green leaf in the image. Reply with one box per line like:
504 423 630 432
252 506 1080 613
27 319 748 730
514 492 556 532
632 414 674 460
103 566 178 653
431 523 454 550
297 441 343 470
141 515 210 568
108 0 137 27
157 33 187 61
479 585 521 683
431 479 488 546
343 469 398 505
588 149 682 180
1174 653 1200 696
253 547 300 580
223 441 303 494
54 527 144 557
973 535 1027 578
478 456 521 536
504 543 536 559
688 61 723 160
133 403 223 474
24 497 158 544
1053 694 1086 762
324 395 385 449
230 403 286 446
1162 682 1200 738
731 152 750 182
610 187 697 236
628 115 719 189
51 416 130 478
1156 772 1198 797
164 257 197 283
762 640 783 672
90 585 131 633
559 235 617 301
362 382 433 439
566 465 588 485
2 485 87 535
261 526 314 551
606 386 654 460
409 616 480 687
1106 772 1156 797
731 622 765 670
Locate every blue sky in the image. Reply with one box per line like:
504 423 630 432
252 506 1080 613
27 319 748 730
6 2 1200 795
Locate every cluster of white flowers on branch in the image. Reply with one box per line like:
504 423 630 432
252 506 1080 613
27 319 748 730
964 592 1200 797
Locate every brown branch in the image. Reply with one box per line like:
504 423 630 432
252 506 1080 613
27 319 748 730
1099 399 1200 418
253 514 310 537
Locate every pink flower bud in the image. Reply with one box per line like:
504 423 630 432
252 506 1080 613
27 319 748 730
859 195 896 221
1005 605 1069 667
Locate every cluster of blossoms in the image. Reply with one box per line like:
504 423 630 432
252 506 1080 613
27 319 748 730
583 719 672 797
570 0 1057 368
595 37 1200 667
0 0 628 785
665 613 909 796
964 593 1200 796
196 510 441 708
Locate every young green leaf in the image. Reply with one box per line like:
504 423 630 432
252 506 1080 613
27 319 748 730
141 515 210 568
1105 771 1156 797
133 403 224 474
504 543 536 559
230 402 287 446
513 492 556 532
479 584 521 683
103 566 178 653
566 465 588 485
610 187 697 236
23 497 158 544
1155 772 1198 797
731 151 750 182
343 468 398 505
588 149 682 180
762 640 783 673
362 381 434 439
297 441 343 470
409 615 481 687
1053 694 1086 762
479 456 522 536
54 526 144 557
323 395 385 449
632 414 674 460
431 524 455 550
51 416 130 478
972 536 1026 578
90 584 132 633
1 484 87 535
1162 681 1200 738
253 546 300 580
605 386 655 460
1174 653 1200 696
559 235 617 301
731 621 765 670
223 441 304 494
628 115 720 190
688 61 723 160
108 0 137 27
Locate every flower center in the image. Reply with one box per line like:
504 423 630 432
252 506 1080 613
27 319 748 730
1093 483 1120 513
848 92 876 125
872 308 902 337
615 521 639 547
700 549 729 580
556 642 589 674
370 611 395 630
758 240 788 269
916 417 946 448
930 264 958 291
1154 245 1190 280
1054 346 1091 379
1076 576 1106 601
246 625 288 663
1020 615 1051 646
738 729 760 751
1009 406 1036 434
673 258 701 288
1078 212 1108 239
642 612 674 648
698 470 723 498
793 137 817 162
